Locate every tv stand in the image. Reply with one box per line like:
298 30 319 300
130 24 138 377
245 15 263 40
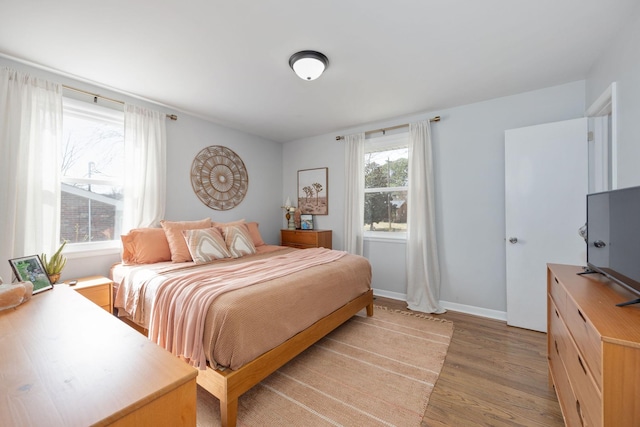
616 298 640 307
576 267 599 276
547 264 640 426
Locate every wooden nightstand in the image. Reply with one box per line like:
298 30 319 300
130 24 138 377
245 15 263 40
281 229 332 249
64 276 113 314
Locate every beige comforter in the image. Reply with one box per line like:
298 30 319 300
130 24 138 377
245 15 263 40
113 246 372 370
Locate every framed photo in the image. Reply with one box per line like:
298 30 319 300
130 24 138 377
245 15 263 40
298 167 328 215
301 214 314 230
8 255 53 294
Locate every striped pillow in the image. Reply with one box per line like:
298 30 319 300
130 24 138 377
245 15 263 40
222 224 256 258
182 227 231 264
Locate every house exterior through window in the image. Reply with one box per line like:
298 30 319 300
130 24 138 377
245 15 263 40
61 98 124 245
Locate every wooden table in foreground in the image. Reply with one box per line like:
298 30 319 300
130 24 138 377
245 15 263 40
0 286 197 426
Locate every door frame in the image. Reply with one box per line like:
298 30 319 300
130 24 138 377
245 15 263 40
586 82 618 190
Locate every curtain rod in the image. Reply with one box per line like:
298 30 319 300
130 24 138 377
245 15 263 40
62 85 178 121
335 115 440 141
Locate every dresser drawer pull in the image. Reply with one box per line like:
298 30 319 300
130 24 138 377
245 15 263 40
577 309 586 323
555 309 559 318
576 399 584 427
577 355 587 375
554 340 559 355
554 277 559 284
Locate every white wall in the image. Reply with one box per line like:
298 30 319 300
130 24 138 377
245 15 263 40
283 81 586 316
586 7 640 188
163 114 283 245
0 56 283 281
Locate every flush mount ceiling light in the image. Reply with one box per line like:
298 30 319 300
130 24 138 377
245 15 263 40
289 50 329 81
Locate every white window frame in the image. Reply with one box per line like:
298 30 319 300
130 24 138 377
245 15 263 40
61 97 124 254
364 132 409 241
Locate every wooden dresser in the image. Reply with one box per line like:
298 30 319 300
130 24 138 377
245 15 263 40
547 264 640 426
281 229 332 249
0 286 197 426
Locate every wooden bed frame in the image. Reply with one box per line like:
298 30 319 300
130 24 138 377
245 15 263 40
121 289 374 427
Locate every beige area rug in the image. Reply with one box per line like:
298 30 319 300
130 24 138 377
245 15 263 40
197 306 453 426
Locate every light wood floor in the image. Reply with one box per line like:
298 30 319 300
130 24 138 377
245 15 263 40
374 296 565 427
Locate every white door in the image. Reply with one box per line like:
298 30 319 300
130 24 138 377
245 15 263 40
505 118 588 332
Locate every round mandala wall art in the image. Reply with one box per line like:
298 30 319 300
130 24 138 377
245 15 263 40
190 145 249 210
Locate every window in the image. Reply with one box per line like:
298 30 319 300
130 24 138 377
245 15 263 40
364 132 409 236
61 98 124 245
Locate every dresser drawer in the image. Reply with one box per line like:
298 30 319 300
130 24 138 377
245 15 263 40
70 276 113 314
280 230 332 249
564 294 602 389
549 299 569 358
282 230 318 246
548 297 583 426
549 273 566 314
558 314 602 425
548 323 582 426
550 299 602 426
75 284 110 310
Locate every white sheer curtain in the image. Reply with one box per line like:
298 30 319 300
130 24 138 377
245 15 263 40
406 120 445 313
343 132 365 255
123 104 167 231
0 68 63 282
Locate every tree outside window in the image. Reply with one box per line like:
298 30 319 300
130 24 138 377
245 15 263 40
364 133 408 234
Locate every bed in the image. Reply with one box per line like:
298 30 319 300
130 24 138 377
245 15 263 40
111 220 373 427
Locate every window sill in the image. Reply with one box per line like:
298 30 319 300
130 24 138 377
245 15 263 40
364 233 407 244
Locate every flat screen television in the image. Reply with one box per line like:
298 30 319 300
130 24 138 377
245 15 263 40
586 185 640 306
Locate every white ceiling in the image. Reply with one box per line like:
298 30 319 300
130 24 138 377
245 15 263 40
1 0 638 142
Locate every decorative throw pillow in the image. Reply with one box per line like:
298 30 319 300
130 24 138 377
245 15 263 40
121 228 172 265
222 224 257 258
182 228 231 264
160 218 212 262
213 219 265 247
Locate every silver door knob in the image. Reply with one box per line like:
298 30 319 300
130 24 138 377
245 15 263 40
508 237 518 244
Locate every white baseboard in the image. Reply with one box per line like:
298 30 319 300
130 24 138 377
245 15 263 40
372 289 406 301
372 288 507 322
440 300 507 322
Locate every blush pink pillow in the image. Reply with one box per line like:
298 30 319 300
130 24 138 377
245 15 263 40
160 218 212 262
245 222 265 246
121 228 172 265
212 219 246 228
212 219 265 247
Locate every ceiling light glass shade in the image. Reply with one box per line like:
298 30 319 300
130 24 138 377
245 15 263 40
289 51 329 81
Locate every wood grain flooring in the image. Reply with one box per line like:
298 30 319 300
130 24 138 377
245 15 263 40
374 296 564 427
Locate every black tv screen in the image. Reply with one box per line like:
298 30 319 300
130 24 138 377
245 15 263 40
587 185 640 303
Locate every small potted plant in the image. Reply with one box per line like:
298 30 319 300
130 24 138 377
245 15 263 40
41 241 67 284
